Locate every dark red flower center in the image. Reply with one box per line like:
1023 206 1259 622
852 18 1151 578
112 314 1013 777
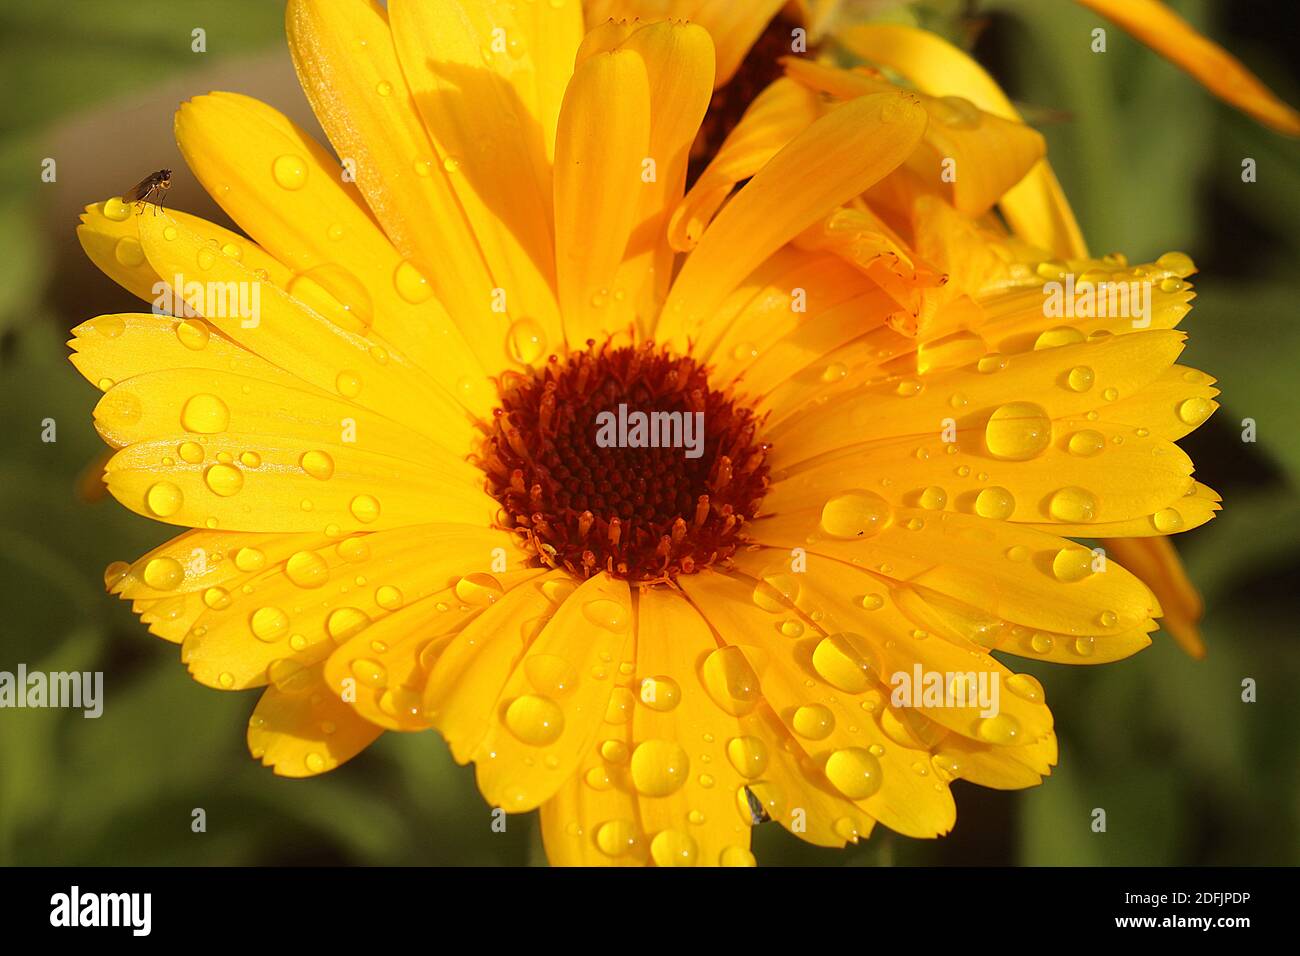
480 342 771 583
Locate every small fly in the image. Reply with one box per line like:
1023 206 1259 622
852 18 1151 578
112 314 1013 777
122 168 172 214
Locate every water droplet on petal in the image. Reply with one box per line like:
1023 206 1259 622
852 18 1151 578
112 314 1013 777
726 736 769 779
285 550 329 589
820 489 892 538
630 739 689 796
272 154 308 190
1048 486 1098 522
824 747 882 799
349 494 381 524
455 572 503 606
985 402 1051 460
792 703 834 740
181 394 230 434
811 633 876 693
204 462 244 497
974 486 1015 519
250 606 290 642
143 556 184 590
701 646 760 716
976 713 1021 744
504 694 564 745
649 829 697 867
145 481 183 517
300 449 335 480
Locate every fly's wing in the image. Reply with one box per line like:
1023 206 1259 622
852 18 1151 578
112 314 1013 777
122 173 168 203
121 174 157 203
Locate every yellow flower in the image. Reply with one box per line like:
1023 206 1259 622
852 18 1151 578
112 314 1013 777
636 0 1267 658
74 0 1218 866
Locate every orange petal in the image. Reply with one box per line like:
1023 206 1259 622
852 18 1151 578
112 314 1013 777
1076 0 1300 136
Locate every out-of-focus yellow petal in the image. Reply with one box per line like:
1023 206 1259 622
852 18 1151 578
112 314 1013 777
836 23 1088 259
1076 0 1300 136
1100 535 1207 659
784 58 1046 218
585 0 787 86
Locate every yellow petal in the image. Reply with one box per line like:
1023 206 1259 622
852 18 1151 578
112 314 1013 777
749 508 1160 638
669 77 820 252
784 58 1046 217
680 570 957 839
604 21 716 330
836 23 1088 258
538 658 648 866
1101 535 1206 659
424 572 571 763
134 210 471 453
1076 0 1300 136
553 48 652 341
767 329 1187 464
471 574 633 812
388 0 562 357
660 90 927 348
70 313 296 396
248 662 383 777
324 568 547 732
741 705 876 848
284 0 505 389
173 93 497 408
631 587 751 866
181 525 523 689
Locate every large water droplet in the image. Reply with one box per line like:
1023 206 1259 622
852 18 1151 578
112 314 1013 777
272 154 308 190
792 703 834 740
976 713 1021 744
142 556 184 590
1048 486 1098 522
506 318 546 364
985 402 1052 460
181 394 230 434
581 597 629 632
145 481 183 517
725 736 768 779
285 550 329 589
824 747 882 799
204 462 244 497
811 633 876 693
820 489 892 539
638 675 681 712
649 829 697 867
630 739 689 796
250 606 290 642
455 572 503 606
974 486 1015 519
504 694 564 745
701 646 760 716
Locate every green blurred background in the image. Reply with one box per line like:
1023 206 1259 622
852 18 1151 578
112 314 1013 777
0 0 1296 865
